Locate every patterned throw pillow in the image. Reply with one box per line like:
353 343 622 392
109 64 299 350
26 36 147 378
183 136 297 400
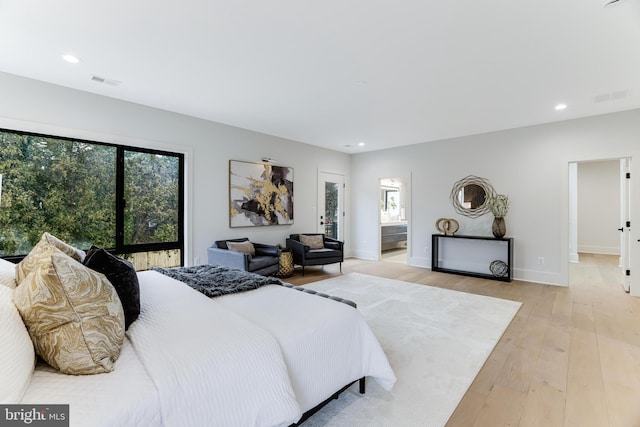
299 234 324 249
83 246 140 330
15 232 86 283
227 240 256 256
13 250 124 375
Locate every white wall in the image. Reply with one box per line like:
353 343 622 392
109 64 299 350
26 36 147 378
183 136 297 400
351 109 640 290
577 160 620 255
3 71 640 293
0 72 351 265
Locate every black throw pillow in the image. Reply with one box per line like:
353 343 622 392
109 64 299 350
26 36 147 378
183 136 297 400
83 246 140 330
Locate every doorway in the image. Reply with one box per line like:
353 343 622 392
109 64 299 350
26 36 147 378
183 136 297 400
318 171 344 240
379 177 409 263
568 158 630 292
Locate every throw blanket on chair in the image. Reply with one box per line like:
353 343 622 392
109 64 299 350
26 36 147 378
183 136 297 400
151 265 282 298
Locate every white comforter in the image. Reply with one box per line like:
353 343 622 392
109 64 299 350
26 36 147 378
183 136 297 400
21 271 395 427
21 338 162 427
218 285 397 412
129 271 302 427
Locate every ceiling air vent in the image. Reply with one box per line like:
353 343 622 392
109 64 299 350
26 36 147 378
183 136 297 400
594 89 630 103
603 0 625 7
611 90 629 100
91 75 122 86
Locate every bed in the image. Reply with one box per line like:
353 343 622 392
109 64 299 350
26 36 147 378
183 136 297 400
2 257 396 427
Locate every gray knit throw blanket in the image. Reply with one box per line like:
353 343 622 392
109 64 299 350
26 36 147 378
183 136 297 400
151 264 282 298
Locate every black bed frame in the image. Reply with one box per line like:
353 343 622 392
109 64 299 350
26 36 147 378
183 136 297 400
290 377 366 426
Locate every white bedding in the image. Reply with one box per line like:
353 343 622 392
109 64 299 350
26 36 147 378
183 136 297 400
21 338 162 427
129 271 302 427
218 285 397 412
19 270 394 427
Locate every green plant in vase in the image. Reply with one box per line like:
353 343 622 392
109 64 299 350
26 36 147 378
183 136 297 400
489 194 509 238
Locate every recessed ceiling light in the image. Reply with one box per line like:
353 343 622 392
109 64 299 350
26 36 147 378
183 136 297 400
358 142 365 146
555 103 567 111
62 54 80 64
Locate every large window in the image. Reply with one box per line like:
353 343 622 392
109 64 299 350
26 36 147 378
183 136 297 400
0 128 184 266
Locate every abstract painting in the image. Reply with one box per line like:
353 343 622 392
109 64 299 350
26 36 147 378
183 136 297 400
229 160 294 227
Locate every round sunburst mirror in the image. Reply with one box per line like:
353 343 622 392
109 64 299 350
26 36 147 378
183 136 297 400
450 175 496 218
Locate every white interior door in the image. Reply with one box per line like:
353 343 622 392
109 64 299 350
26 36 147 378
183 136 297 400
620 158 631 292
318 171 344 240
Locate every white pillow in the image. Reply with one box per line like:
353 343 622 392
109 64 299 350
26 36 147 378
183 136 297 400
0 258 17 289
0 285 36 403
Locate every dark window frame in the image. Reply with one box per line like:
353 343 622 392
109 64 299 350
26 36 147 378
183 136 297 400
0 127 185 265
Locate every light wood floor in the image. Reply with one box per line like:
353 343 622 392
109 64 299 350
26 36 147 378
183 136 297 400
287 254 640 427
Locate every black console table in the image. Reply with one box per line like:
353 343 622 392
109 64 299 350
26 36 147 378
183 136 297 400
431 234 513 282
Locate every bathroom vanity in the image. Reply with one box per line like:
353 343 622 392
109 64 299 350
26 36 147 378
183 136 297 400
381 222 407 251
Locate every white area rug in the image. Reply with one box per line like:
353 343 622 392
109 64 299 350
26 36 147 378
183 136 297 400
302 273 521 427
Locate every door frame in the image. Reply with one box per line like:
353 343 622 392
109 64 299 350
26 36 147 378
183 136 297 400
378 174 412 261
620 158 631 292
317 169 345 241
566 157 633 293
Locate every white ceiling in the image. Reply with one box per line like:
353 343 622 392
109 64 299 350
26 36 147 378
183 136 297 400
1 1 640 153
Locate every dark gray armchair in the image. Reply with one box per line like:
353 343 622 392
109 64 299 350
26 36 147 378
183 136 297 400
286 233 344 276
207 238 280 276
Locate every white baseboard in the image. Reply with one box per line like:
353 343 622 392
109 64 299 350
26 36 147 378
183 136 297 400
407 256 430 268
351 249 378 261
513 268 566 286
577 245 620 256
349 254 566 286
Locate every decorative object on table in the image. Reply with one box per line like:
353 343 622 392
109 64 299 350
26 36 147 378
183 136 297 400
488 194 510 238
435 218 460 235
491 217 506 239
489 260 509 278
450 175 496 218
277 249 294 278
229 160 294 227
